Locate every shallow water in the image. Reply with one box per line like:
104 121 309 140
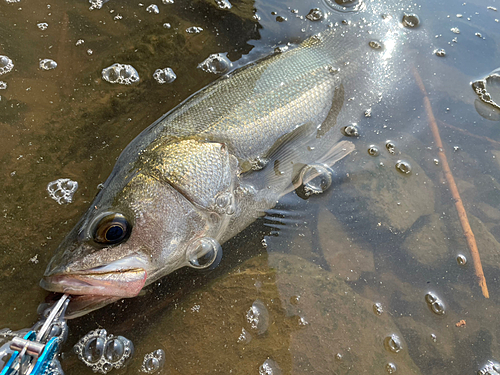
1 0 500 374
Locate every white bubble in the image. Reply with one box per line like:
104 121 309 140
186 26 203 34
237 328 252 344
198 53 232 74
215 0 231 10
39 59 57 70
0 81 6 90
89 0 108 10
259 359 282 375
47 178 78 205
162 0 173 3
75 39 85 46
102 63 139 85
37 22 49 30
0 56 14 76
146 4 159 13
162 22 171 28
4 0 20 3
153 67 176 84
246 300 269 335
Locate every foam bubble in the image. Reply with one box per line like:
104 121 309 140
215 0 231 10
259 359 282 375
39 59 57 70
186 26 203 34
0 82 6 90
74 329 134 374
0 56 14 76
47 178 78 205
198 53 232 74
246 300 269 335
102 63 140 85
153 67 176 83
37 22 49 30
140 349 165 373
146 4 159 13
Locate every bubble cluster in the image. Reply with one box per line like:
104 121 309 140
296 164 333 198
0 55 14 76
140 349 165 373
186 26 203 34
39 59 57 70
478 360 500 375
425 292 445 315
384 334 403 353
434 49 446 57
395 160 411 175
402 13 420 28
146 4 159 13
89 0 106 10
186 237 221 269
385 141 396 154
198 53 232 74
341 123 359 137
215 191 235 215
102 63 139 85
367 145 380 157
74 329 134 374
37 22 49 30
246 300 269 335
323 0 364 13
47 178 78 205
215 0 232 10
369 40 382 49
259 359 282 375
373 302 383 315
153 67 176 84
306 8 323 21
451 27 460 34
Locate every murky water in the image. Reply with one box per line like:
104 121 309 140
1 0 500 374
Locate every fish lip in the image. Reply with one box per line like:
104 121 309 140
41 254 149 297
40 267 147 298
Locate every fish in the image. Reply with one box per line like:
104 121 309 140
40 4 426 316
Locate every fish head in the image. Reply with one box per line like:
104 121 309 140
41 147 231 305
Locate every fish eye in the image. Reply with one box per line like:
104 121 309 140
92 213 131 245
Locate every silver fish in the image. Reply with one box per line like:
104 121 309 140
41 6 423 315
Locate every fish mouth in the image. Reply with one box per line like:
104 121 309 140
40 256 148 298
41 268 147 298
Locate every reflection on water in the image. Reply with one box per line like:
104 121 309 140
1 0 500 374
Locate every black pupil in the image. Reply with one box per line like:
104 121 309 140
106 225 124 241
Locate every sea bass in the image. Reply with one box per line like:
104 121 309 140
41 10 423 314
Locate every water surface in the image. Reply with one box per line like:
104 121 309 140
1 0 500 373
